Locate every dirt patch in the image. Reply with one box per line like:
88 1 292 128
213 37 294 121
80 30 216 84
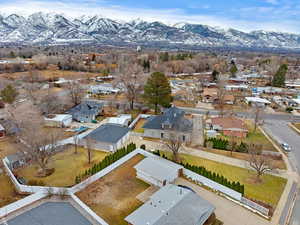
76 154 149 225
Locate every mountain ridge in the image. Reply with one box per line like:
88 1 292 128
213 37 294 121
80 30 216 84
1 12 300 49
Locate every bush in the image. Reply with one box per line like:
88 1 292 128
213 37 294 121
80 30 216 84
140 144 146 150
286 107 293 113
27 179 46 186
206 138 228 150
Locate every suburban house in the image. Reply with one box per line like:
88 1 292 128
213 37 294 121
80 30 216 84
202 88 218 103
125 184 215 225
142 107 193 143
107 114 132 127
67 101 104 123
89 83 120 95
44 114 73 128
224 94 235 105
134 157 183 187
0 123 5 138
245 97 271 107
207 116 248 138
81 123 130 152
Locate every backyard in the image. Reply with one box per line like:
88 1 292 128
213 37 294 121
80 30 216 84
16 145 108 187
0 137 19 159
0 173 25 208
76 154 150 225
161 151 286 207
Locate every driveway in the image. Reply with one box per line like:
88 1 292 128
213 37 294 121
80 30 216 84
175 178 269 225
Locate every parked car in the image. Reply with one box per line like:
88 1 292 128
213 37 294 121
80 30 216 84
281 143 291 152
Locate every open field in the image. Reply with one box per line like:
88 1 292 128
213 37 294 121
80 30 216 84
0 137 19 159
133 118 146 133
0 173 25 208
161 152 286 207
17 145 108 187
76 154 149 225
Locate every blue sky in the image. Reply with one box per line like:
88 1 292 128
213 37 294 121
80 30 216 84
1 0 300 33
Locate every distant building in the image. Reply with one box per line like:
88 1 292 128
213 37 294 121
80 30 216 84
245 97 271 107
0 123 5 138
67 101 104 123
125 184 215 225
207 116 248 138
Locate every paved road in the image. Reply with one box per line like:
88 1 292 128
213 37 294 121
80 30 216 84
178 106 300 122
263 121 300 225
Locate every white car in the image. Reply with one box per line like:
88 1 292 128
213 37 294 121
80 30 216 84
281 143 291 152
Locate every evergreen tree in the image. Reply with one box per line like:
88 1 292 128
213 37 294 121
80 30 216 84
229 63 238 77
143 72 172 114
0 85 18 104
212 70 219 81
272 64 288 87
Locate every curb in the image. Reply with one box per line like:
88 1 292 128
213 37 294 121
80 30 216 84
288 123 300 135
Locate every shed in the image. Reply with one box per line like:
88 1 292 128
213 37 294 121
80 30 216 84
107 114 132 126
44 114 72 128
134 157 183 187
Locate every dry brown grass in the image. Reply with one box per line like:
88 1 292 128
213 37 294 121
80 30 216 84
76 154 149 225
133 118 146 133
0 137 19 159
0 173 25 208
16 145 108 187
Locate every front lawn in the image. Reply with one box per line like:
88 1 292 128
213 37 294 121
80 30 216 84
0 174 25 208
76 154 149 225
16 145 108 187
161 152 286 207
0 137 19 159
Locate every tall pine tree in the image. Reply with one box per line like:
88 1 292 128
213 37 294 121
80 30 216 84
143 72 172 114
272 64 288 87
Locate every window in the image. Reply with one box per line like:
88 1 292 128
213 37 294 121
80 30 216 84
182 135 186 142
161 133 164 138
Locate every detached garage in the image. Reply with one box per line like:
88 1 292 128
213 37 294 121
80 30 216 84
82 123 130 152
134 157 183 187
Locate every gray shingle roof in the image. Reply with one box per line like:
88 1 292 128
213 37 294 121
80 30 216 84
125 184 215 225
67 101 104 119
143 107 192 132
1 202 91 225
84 123 130 143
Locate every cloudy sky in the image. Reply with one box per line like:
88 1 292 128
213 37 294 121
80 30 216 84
1 0 300 33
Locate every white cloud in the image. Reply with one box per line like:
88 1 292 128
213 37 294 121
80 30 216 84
264 0 279 5
0 0 299 33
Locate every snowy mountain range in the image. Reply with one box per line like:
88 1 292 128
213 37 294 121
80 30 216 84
1 12 300 50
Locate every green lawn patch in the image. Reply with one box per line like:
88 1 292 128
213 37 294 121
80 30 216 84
161 151 286 207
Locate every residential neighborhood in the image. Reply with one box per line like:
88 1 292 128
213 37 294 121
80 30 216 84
1 34 300 225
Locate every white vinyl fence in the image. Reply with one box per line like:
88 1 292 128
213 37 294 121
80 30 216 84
0 192 47 218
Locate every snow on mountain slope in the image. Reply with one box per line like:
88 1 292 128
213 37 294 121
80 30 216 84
0 12 300 49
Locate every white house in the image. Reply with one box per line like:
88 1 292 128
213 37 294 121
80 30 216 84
44 114 73 128
107 114 132 127
245 97 271 107
134 157 183 187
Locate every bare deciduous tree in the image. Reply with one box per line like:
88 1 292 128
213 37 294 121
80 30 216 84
68 81 84 105
115 63 146 110
253 104 261 132
248 144 273 182
85 137 93 164
163 131 183 163
216 79 227 117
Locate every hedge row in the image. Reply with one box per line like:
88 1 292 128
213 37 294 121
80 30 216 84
153 151 244 195
205 137 248 153
75 143 136 184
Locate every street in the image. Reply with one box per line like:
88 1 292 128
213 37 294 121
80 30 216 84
263 121 300 225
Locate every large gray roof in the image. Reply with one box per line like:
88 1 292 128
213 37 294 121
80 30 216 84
143 107 192 132
1 202 91 225
125 184 215 225
84 123 130 143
